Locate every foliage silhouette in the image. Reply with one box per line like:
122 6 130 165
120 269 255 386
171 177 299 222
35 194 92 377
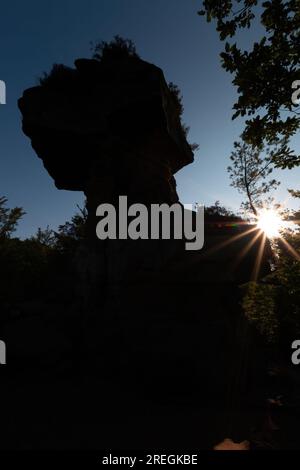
199 0 300 169
0 196 25 240
228 140 280 215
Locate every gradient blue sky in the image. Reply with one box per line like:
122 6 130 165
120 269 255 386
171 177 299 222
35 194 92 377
1 0 299 238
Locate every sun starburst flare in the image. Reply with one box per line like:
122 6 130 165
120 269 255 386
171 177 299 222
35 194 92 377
256 208 286 239
253 206 300 270
187 204 299 281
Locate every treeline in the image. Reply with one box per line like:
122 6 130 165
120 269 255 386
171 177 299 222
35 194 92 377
1 194 300 358
0 197 87 324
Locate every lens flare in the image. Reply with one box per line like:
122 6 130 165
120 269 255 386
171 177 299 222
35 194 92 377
256 208 284 238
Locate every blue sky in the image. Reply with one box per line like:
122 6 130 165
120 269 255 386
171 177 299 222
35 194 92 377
0 0 299 238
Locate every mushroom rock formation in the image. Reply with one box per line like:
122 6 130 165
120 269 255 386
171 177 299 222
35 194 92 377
18 56 192 197
18 56 194 298
18 53 270 417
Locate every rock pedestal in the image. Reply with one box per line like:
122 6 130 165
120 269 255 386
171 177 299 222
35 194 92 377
18 53 271 412
18 56 193 295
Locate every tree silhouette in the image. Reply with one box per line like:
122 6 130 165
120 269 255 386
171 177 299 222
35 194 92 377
205 200 242 221
91 35 139 62
0 196 25 240
199 0 300 169
228 140 280 215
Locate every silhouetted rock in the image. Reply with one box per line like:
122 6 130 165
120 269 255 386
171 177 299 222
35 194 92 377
18 48 271 428
18 56 193 196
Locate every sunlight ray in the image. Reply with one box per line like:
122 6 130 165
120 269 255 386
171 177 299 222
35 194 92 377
278 237 300 262
252 232 267 281
202 225 258 258
230 229 264 272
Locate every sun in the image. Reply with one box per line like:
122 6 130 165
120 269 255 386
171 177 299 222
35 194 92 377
256 208 284 238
